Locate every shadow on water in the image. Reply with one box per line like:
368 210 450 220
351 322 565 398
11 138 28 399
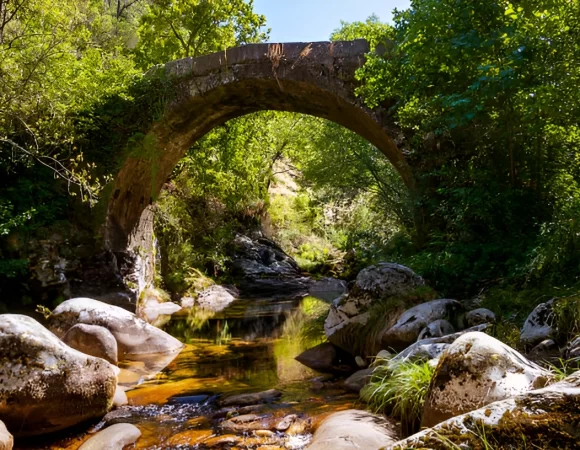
26 293 358 450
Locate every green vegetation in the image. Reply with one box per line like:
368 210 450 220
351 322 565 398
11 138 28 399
2 0 580 324
362 357 436 436
355 0 580 297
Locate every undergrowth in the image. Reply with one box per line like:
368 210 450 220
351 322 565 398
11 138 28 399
361 357 435 436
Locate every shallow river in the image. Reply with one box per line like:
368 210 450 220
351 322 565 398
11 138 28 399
22 294 357 449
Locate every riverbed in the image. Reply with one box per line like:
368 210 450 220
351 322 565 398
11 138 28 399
22 294 357 449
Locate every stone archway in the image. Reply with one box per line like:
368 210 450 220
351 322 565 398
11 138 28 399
105 39 414 255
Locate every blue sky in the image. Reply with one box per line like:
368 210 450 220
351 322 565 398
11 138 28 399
253 0 410 43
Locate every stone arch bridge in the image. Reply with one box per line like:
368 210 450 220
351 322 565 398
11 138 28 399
106 39 414 257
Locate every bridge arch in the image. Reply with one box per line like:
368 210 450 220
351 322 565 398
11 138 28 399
105 39 414 252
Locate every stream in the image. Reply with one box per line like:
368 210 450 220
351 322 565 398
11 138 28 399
25 293 358 449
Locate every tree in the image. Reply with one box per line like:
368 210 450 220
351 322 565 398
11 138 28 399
354 0 580 290
134 0 268 69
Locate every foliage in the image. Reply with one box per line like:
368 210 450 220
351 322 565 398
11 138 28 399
154 112 304 294
134 0 267 69
362 357 436 436
352 1 580 295
330 14 392 50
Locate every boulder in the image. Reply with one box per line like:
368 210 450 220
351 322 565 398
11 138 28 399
344 368 373 393
0 315 117 436
417 319 455 341
566 336 580 360
306 410 399 450
308 277 348 302
391 324 489 364
63 323 118 365
78 423 141 450
219 389 282 407
422 331 552 428
465 308 496 327
231 234 311 296
139 294 181 327
529 338 561 364
195 285 238 312
295 343 357 374
0 421 13 450
325 263 426 357
48 298 184 359
382 299 464 351
390 370 580 450
520 299 555 348
219 414 274 433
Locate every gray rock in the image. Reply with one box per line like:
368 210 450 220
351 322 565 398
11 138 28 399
0 421 13 450
344 368 373 393
390 370 580 450
139 292 181 327
63 323 118 365
465 308 496 327
391 324 489 364
417 319 455 341
0 315 117 436
529 339 561 364
231 234 311 295
78 423 141 450
219 389 282 407
195 285 238 312
382 299 464 351
276 414 298 431
219 414 273 433
325 263 425 357
422 331 553 428
295 342 357 374
307 409 399 450
566 336 580 360
309 277 348 302
48 298 184 359
520 299 555 348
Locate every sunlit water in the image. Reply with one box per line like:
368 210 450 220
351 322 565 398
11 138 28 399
24 294 357 449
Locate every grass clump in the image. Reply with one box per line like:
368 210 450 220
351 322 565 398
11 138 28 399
361 357 436 436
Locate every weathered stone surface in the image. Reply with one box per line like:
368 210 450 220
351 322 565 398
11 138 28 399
308 278 348 302
231 234 311 295
520 299 555 347
105 40 415 256
48 298 184 359
0 314 117 436
465 308 496 327
219 389 282 407
391 324 489 364
390 371 580 450
0 421 13 450
417 319 455 341
566 336 580 360
529 338 561 363
325 263 426 357
295 343 357 374
382 299 464 351
78 423 141 450
219 414 274 433
307 410 399 450
422 331 552 428
138 288 181 327
63 323 119 365
344 368 373 393
195 285 238 311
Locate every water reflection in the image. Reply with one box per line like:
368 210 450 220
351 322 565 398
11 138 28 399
36 293 356 450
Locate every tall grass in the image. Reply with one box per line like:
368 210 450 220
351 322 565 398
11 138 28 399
361 358 435 436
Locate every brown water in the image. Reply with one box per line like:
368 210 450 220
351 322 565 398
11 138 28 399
26 294 358 449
